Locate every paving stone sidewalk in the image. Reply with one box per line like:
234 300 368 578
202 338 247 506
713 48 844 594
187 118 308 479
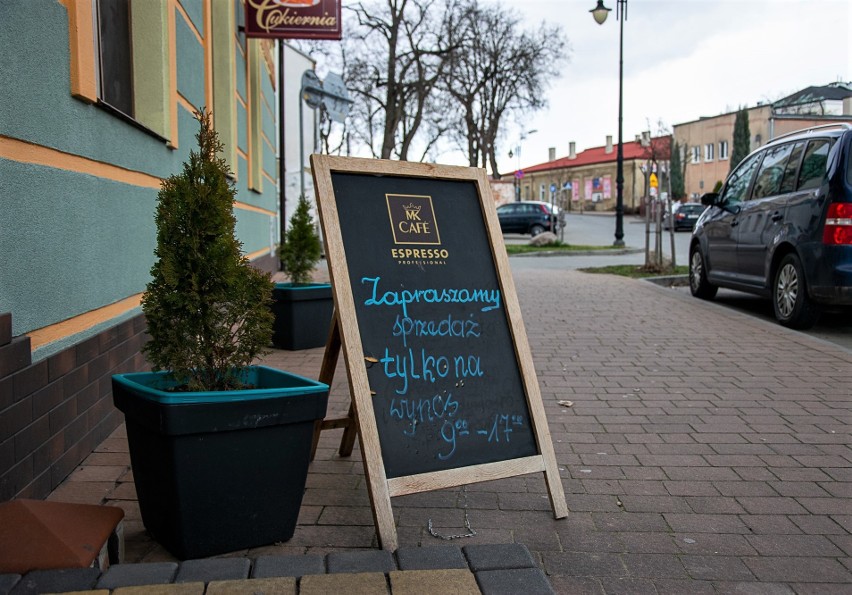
40 268 852 593
2 544 551 594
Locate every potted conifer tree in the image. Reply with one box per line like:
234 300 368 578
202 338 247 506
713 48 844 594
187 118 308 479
111 110 329 560
271 195 334 349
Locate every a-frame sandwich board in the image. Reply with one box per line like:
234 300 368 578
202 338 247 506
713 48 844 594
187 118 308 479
311 155 567 550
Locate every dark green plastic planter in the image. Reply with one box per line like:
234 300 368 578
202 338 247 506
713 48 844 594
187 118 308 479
112 366 329 560
271 282 334 350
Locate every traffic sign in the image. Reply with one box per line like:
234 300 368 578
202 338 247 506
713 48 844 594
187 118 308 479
650 173 659 188
301 70 353 122
320 72 353 123
301 70 323 109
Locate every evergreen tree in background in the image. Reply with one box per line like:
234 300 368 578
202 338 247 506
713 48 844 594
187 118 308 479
279 195 322 285
730 108 751 173
670 140 685 199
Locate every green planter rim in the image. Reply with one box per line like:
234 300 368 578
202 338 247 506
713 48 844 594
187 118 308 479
274 282 331 291
112 366 328 405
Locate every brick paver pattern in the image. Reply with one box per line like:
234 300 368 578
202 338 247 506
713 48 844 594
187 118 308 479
48 268 852 593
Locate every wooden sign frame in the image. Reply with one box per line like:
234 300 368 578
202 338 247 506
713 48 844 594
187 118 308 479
311 155 567 550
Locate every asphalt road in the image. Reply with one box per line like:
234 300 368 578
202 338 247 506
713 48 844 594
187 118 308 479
504 213 852 351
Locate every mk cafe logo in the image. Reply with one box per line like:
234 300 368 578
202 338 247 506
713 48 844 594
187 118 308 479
386 194 449 262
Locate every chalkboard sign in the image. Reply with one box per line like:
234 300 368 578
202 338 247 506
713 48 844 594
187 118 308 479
311 156 567 550
331 172 539 477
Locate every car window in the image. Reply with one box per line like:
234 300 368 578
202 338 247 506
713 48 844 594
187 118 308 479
721 152 761 205
797 139 831 190
778 142 805 194
498 204 516 215
751 143 794 200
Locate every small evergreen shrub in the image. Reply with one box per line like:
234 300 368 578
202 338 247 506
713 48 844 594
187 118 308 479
279 195 322 285
142 110 274 391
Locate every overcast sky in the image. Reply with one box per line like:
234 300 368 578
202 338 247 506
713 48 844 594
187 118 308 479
488 0 851 175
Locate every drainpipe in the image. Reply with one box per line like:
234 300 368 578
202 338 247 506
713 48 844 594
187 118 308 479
278 41 286 270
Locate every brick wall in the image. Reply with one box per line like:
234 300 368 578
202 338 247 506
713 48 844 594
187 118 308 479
0 312 149 502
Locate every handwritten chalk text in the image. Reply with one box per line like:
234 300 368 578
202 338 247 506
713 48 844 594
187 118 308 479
362 276 501 317
391 314 481 347
381 347 484 395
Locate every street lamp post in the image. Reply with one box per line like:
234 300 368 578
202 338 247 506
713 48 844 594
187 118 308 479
508 129 537 201
591 0 626 247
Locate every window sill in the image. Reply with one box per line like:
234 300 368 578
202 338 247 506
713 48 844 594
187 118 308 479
96 100 170 146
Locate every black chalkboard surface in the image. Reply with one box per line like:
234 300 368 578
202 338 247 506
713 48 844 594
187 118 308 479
331 173 538 478
312 156 567 551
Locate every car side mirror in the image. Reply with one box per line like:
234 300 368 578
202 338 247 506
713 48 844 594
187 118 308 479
700 192 720 207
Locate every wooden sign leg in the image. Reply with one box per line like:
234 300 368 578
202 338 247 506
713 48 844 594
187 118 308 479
542 452 569 519
311 314 342 460
310 312 358 460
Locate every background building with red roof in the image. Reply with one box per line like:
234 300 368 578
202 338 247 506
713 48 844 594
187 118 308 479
516 134 671 215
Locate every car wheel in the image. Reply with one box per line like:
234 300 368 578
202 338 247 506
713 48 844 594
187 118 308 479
529 224 545 236
773 253 820 329
689 247 718 300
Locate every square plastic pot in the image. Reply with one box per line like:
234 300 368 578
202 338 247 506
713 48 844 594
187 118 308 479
112 366 329 560
271 282 334 350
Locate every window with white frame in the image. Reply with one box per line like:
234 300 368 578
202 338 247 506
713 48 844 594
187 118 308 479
705 143 715 161
691 146 700 164
719 140 729 160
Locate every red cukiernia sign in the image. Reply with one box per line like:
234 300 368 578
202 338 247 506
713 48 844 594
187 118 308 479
245 0 342 40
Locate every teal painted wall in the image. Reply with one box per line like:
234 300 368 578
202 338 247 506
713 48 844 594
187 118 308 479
181 0 205 34
262 71 275 113
252 174 277 214
0 2 175 178
175 10 206 110
237 103 248 153
0 1 278 344
0 161 157 335
236 209 273 256
264 136 277 180
236 48 247 101
263 104 276 145
176 106 200 166
238 156 249 191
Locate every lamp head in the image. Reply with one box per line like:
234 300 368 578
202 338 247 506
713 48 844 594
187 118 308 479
591 0 611 24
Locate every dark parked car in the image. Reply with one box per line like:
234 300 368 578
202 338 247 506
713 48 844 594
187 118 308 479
689 123 852 329
663 203 705 231
497 201 559 236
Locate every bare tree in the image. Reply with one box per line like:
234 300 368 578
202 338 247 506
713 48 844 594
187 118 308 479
444 2 566 177
293 0 567 169
637 121 672 270
346 0 462 160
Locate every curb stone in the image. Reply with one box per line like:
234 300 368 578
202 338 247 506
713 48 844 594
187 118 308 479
1 544 555 593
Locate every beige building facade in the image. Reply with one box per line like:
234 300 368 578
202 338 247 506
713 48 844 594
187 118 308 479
674 83 852 199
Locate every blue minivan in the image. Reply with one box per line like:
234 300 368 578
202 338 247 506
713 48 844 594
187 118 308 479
689 124 852 329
